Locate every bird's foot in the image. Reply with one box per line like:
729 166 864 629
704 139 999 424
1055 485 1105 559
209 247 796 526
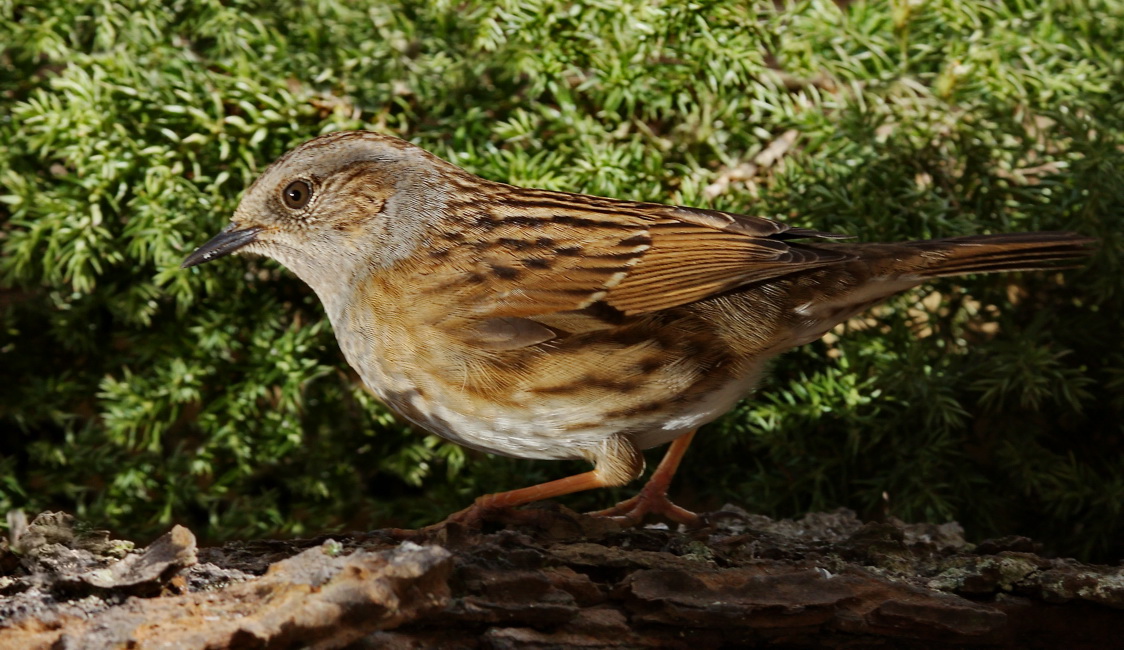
587 486 701 528
430 501 506 529
383 503 489 542
389 500 563 542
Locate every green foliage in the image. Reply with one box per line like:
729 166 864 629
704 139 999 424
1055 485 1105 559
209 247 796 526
2 0 1122 559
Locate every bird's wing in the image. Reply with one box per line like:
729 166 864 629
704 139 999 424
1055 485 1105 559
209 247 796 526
602 204 851 314
419 189 850 347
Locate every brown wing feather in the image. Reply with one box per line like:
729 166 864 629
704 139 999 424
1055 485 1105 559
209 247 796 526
605 218 851 314
424 186 850 345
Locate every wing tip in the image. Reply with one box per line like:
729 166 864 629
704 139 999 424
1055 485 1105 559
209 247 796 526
778 226 854 240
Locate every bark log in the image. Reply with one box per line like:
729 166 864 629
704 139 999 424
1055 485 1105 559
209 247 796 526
2 507 1122 648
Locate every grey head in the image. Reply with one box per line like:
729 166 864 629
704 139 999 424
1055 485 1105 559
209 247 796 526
182 131 456 311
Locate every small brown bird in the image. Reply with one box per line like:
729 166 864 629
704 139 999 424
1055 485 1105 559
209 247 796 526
183 131 1093 527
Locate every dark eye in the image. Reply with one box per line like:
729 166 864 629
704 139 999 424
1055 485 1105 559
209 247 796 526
282 180 312 210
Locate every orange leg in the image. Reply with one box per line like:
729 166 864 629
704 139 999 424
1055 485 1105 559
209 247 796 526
588 430 700 527
431 430 700 531
475 470 611 509
437 469 613 529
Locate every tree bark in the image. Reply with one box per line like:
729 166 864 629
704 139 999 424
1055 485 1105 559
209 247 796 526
2 507 1121 648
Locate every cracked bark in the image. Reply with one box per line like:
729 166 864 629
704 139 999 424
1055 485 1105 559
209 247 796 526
2 507 1122 649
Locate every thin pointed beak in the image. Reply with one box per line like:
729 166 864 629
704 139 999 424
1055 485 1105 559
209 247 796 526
181 224 262 268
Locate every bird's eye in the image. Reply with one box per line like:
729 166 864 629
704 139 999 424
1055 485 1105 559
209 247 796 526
282 180 312 210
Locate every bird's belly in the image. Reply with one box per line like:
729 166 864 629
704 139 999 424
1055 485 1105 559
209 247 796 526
627 364 766 450
352 349 766 462
367 373 627 461
334 303 768 461
327 317 579 459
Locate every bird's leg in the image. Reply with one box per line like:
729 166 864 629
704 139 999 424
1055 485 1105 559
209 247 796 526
587 430 700 527
474 470 613 509
398 473 616 538
434 435 645 529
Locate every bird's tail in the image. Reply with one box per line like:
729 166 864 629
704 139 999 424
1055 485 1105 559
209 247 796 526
770 231 1093 348
897 231 1095 278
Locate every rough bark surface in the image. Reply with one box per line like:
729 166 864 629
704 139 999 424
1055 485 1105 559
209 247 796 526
2 507 1122 649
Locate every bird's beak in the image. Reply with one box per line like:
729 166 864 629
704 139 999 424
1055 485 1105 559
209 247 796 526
181 223 262 269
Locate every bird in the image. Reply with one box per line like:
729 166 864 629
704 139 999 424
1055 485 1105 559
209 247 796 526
182 130 1094 528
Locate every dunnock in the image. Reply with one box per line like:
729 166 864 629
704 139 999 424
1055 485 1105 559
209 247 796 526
184 131 1093 526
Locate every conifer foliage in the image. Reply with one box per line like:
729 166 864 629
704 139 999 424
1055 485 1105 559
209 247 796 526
1 1 1121 559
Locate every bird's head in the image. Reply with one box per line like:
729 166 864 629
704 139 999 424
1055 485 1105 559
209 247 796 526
182 131 456 301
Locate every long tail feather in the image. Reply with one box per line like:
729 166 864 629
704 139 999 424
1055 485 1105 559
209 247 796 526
901 231 1095 278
